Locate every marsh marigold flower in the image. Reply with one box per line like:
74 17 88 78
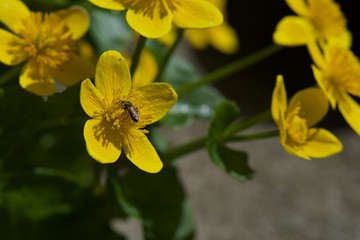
271 75 342 159
310 42 360 135
80 50 177 173
0 0 94 96
273 0 351 48
88 0 223 38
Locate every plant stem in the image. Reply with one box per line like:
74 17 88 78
222 110 272 139
226 130 278 142
130 35 147 76
177 44 283 95
154 28 184 82
0 65 22 86
162 136 206 163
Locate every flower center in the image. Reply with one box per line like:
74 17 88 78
327 47 360 97
307 0 347 41
11 12 76 68
286 105 309 145
120 0 180 19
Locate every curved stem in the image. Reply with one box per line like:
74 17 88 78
177 44 283 95
130 35 147 76
222 110 272 139
154 28 184 82
226 130 278 142
0 65 22 86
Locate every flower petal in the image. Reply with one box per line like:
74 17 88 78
88 0 125 10
285 0 308 16
54 6 90 40
172 0 223 29
271 75 287 124
20 60 56 96
273 16 313 46
303 129 343 158
338 93 360 135
123 129 163 173
131 50 158 89
0 29 27 65
311 64 337 109
84 119 122 164
0 0 30 33
50 54 95 87
288 87 329 127
126 7 172 38
95 50 131 104
208 23 239 54
80 79 106 118
129 83 178 125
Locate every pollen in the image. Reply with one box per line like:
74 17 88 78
11 12 75 68
307 0 347 41
286 105 309 145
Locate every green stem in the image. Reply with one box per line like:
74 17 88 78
130 35 147 76
226 130 278 142
154 28 184 82
0 65 22 86
162 136 206 163
222 110 272 139
177 44 283 95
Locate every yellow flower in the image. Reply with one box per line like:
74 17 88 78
80 50 177 173
271 75 342 159
273 0 351 48
310 42 360 135
88 0 223 38
160 0 238 54
0 1 94 96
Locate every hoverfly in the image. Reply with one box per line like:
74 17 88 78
121 100 139 122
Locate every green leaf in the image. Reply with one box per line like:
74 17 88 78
89 9 133 53
159 56 224 128
112 166 195 240
207 100 255 181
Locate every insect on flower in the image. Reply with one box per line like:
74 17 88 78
121 100 139 122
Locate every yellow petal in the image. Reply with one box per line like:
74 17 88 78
126 7 172 38
185 29 208 49
95 50 131 104
20 60 56 96
131 50 158 89
285 0 308 16
303 129 343 158
84 119 122 164
129 83 178 125
273 16 313 46
172 0 223 29
338 93 360 135
123 129 163 173
0 29 27 65
311 64 337 109
327 30 352 49
271 75 287 124
50 54 95 87
80 79 106 118
54 6 90 40
307 40 327 69
0 0 30 33
208 23 239 54
288 88 329 127
88 0 125 10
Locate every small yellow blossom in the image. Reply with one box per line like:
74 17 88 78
273 0 351 48
88 0 223 38
80 50 177 173
0 1 94 96
272 75 342 159
310 42 360 135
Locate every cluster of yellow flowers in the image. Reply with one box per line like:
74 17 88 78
272 0 360 159
0 0 237 173
0 0 358 171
